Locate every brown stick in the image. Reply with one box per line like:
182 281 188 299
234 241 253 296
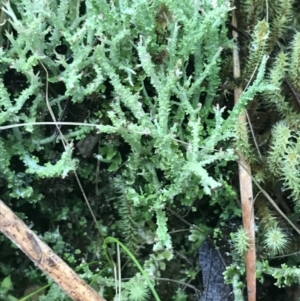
0 200 106 301
232 7 256 301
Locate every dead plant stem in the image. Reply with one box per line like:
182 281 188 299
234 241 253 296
232 7 256 301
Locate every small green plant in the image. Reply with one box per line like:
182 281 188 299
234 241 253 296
263 226 289 256
231 227 251 256
0 276 17 301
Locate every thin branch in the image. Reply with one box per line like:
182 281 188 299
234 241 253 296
232 6 256 301
0 200 105 301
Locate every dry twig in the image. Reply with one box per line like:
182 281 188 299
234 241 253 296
232 7 256 301
0 200 105 301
